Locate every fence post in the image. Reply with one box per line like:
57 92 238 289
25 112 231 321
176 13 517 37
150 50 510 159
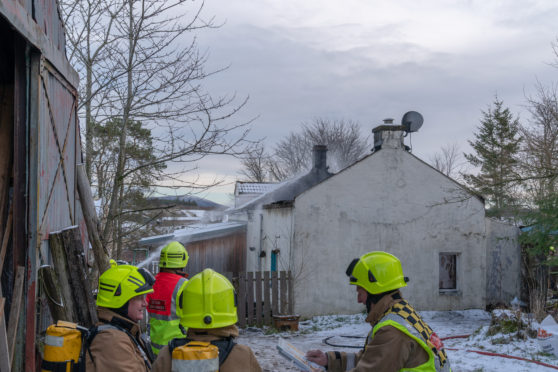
224 272 233 282
263 271 271 325
255 271 262 326
246 272 254 326
288 271 294 314
238 272 246 328
280 271 287 314
271 271 279 316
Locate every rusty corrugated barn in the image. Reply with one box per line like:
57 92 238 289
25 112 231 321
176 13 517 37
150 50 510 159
0 0 87 370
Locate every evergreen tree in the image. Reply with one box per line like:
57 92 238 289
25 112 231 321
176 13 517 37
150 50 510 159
91 118 166 258
463 97 522 217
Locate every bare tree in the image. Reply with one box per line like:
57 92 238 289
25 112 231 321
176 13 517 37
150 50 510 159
239 143 269 182
429 143 464 180
60 0 125 181
63 0 252 256
520 81 558 202
267 118 369 181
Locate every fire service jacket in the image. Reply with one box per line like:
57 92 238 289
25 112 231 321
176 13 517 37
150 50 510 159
326 292 451 372
86 307 151 372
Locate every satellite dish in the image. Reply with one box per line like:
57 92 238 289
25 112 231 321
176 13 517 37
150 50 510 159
401 111 423 133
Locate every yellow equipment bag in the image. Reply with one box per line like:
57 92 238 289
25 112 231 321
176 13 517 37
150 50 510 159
42 321 87 372
171 341 219 372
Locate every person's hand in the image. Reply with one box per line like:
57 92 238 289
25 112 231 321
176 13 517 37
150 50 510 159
306 349 327 367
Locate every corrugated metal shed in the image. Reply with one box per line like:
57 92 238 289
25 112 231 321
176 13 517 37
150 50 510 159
0 0 85 370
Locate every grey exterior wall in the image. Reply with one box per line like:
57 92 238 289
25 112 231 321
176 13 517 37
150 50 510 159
241 205 294 272
292 131 487 316
485 218 521 305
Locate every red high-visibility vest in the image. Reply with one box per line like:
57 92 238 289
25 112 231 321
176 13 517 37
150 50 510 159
147 272 188 355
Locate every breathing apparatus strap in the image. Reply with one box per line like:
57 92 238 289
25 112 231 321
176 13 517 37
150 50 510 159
169 336 236 366
87 320 152 369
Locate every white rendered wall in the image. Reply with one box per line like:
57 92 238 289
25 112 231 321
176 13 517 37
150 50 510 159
292 132 487 316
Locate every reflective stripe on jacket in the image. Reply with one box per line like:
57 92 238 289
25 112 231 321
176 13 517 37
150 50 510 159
147 272 188 355
326 292 434 372
372 301 451 372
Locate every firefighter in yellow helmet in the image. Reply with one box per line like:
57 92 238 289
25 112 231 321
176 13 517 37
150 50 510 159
306 252 452 372
86 260 155 372
146 241 189 355
152 268 262 372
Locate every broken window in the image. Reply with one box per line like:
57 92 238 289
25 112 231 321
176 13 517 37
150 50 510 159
439 253 457 290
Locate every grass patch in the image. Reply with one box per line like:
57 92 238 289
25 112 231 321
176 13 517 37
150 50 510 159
486 310 536 340
490 336 511 345
535 351 555 358
487 318 519 336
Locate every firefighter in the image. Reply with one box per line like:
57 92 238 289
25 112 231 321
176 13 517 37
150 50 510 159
147 241 189 355
86 260 155 371
306 251 452 372
152 268 262 372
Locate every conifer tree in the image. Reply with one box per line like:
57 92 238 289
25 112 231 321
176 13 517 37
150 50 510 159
464 97 522 217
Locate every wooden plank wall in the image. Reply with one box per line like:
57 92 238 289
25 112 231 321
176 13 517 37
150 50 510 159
185 232 246 276
234 270 293 328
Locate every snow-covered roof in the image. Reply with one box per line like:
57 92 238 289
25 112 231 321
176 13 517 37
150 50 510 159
235 182 278 194
138 221 246 246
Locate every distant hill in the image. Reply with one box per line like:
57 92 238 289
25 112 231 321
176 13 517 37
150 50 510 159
148 195 226 210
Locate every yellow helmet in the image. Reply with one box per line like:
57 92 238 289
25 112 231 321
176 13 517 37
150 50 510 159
159 241 188 269
346 251 408 294
180 269 237 329
96 260 155 308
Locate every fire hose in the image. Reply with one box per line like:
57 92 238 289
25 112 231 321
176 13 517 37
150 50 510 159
322 335 558 370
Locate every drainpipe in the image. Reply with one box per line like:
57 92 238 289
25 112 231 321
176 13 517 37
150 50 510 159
259 214 263 272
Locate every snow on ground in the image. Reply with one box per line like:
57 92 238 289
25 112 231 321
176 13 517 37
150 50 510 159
237 310 558 372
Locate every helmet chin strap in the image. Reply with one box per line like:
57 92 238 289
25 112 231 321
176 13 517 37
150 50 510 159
114 301 132 320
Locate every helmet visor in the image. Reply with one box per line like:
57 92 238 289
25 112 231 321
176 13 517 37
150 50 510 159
135 268 155 293
346 258 359 283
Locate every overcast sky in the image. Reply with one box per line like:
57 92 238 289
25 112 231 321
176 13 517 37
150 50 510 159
180 0 558 205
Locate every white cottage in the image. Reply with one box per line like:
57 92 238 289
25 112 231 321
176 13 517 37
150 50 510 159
231 123 520 316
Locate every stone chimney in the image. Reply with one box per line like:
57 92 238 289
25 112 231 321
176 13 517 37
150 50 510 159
372 118 406 152
312 145 328 174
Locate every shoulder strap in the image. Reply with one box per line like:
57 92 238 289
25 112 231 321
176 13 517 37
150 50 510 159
168 337 189 354
87 321 152 369
381 300 449 368
211 337 236 366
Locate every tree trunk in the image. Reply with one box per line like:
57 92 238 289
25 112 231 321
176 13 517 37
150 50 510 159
50 227 98 327
77 164 110 274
